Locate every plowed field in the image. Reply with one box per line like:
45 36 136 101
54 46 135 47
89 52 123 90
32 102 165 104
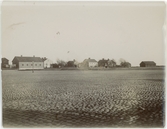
2 70 165 127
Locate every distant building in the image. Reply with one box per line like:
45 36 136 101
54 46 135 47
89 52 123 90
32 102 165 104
98 58 109 68
66 60 76 67
80 58 98 68
140 61 156 67
1 58 9 68
12 55 44 70
42 57 53 68
66 59 79 67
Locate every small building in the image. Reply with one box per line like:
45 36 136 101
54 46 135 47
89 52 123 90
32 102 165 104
66 59 79 67
1 58 9 68
66 60 75 67
12 55 44 70
98 58 109 68
80 58 98 68
140 61 156 67
42 57 53 68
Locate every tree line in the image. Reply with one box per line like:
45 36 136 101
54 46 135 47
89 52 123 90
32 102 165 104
52 58 131 68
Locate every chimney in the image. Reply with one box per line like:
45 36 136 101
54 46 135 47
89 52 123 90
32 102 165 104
89 57 90 59
21 55 22 57
33 55 35 57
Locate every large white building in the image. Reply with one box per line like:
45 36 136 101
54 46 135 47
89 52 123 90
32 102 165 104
12 56 44 70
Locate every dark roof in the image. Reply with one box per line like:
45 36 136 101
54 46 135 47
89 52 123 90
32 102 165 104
141 61 156 64
13 56 43 62
68 61 74 63
2 58 9 61
98 59 109 63
42 57 47 61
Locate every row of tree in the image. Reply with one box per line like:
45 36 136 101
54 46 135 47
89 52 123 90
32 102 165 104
98 58 131 68
52 58 131 68
52 59 77 68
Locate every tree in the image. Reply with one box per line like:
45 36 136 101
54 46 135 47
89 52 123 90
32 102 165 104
66 61 75 67
73 59 79 67
119 58 131 67
52 63 59 68
108 59 117 67
56 59 66 67
98 58 108 67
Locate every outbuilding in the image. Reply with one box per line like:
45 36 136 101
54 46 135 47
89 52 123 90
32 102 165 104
1 58 9 68
140 61 156 67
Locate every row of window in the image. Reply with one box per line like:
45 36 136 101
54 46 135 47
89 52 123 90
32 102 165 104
22 64 42 66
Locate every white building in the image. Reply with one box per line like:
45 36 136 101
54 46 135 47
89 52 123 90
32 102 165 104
43 58 53 68
80 58 98 68
12 56 44 70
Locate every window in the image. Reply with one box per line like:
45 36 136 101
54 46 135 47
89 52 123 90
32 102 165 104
35 64 37 66
31 64 33 66
27 64 28 66
22 64 24 66
39 64 41 66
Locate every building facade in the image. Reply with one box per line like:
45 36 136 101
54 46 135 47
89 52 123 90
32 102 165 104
140 61 156 67
1 58 9 68
98 59 109 68
43 58 53 68
80 58 98 68
12 56 44 70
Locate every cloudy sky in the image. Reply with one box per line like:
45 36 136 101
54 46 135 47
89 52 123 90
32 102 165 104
1 1 166 66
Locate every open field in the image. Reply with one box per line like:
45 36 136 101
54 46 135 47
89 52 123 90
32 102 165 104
2 70 165 127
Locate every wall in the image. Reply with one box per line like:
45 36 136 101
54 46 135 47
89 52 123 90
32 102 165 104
89 62 98 67
44 59 53 68
19 62 44 70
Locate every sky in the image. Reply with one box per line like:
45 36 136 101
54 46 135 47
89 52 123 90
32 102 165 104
1 1 166 66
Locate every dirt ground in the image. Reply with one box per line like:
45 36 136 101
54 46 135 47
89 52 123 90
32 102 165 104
2 70 165 127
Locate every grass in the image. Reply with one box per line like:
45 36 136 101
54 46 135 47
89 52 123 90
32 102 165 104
2 70 165 127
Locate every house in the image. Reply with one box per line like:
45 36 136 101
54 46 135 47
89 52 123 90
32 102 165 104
80 58 98 68
140 61 156 67
1 58 9 68
12 55 44 70
66 60 75 67
98 58 109 68
66 59 79 67
42 57 53 68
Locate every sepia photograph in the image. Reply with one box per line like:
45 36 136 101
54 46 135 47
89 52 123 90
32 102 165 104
1 1 166 128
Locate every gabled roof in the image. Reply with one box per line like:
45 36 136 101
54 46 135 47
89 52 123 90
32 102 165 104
98 59 109 63
141 61 156 64
2 58 9 61
13 56 43 62
85 59 97 63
